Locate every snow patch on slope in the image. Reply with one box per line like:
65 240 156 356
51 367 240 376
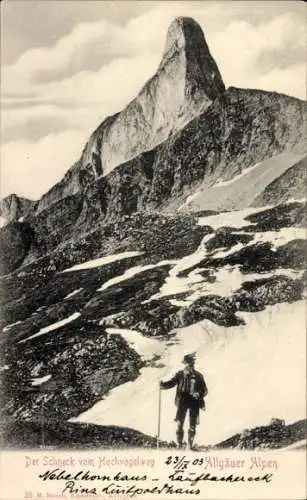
0 216 7 228
152 264 304 308
97 260 176 292
3 320 22 332
105 328 165 361
64 288 83 299
198 206 272 230
18 312 81 344
31 374 52 386
252 228 305 250
211 228 305 260
61 251 142 273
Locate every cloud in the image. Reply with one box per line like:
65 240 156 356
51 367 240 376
2 0 305 64
3 6 174 85
1 2 233 89
4 5 305 99
0 130 86 199
3 53 160 145
9 21 128 83
257 45 306 74
1 0 166 65
209 12 306 95
2 116 68 144
1 4 306 199
255 63 306 100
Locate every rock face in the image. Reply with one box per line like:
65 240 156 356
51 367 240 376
35 86 307 223
214 418 306 450
36 17 225 214
0 194 35 222
90 16 225 174
0 222 36 274
27 87 306 255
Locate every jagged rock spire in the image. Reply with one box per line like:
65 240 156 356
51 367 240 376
159 17 225 101
36 17 227 211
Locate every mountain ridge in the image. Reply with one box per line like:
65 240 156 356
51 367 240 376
33 16 225 215
31 86 307 221
29 86 307 248
0 18 306 271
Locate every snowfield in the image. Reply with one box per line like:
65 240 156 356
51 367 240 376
150 263 304 308
151 265 244 304
71 301 306 446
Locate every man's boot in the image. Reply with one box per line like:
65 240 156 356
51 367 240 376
188 429 195 450
176 428 184 449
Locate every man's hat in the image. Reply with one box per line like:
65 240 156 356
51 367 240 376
183 353 196 364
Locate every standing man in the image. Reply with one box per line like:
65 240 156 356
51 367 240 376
160 353 208 449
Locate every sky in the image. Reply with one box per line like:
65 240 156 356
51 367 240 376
1 0 306 200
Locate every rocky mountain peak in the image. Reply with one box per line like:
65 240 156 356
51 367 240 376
159 16 225 101
35 18 227 213
32 17 306 220
161 17 203 58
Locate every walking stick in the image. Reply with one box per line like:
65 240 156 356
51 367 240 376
156 384 162 449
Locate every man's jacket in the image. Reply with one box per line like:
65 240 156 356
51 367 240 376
161 369 208 408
